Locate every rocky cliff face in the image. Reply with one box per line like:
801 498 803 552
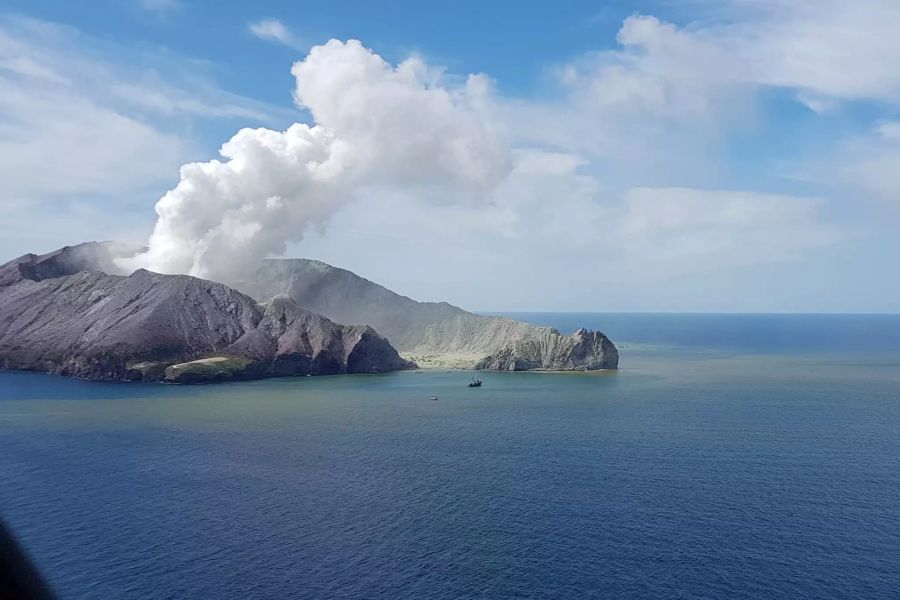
413 315 618 370
0 245 412 382
474 328 618 371
413 314 551 354
239 259 466 350
238 258 619 371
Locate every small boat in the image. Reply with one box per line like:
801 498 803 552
468 377 482 388
429 395 439 401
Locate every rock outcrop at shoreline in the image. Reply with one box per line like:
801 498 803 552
239 258 619 371
413 314 618 371
0 245 412 383
474 327 618 371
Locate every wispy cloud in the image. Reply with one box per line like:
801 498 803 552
7 2 900 309
127 38 840 292
560 0 900 122
0 15 287 259
139 0 180 14
248 18 304 50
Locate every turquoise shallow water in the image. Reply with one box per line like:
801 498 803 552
1 314 900 599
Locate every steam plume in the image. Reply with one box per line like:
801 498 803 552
124 39 509 282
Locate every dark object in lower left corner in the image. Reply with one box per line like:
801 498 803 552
0 519 55 600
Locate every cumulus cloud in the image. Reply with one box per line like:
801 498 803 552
13 4 892 309
127 40 509 281
122 8 878 306
561 1 900 124
124 27 839 302
561 15 749 121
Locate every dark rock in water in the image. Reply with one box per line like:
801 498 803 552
236 258 619 371
0 244 412 383
474 327 619 371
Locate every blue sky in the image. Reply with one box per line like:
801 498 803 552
7 1 636 96
2 0 900 311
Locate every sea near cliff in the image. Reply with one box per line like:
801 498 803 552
2 313 899 599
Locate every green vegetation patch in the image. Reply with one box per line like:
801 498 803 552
164 356 255 383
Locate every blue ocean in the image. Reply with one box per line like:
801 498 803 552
2 314 899 599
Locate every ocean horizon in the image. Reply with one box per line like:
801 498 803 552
2 312 899 599
7 1 900 596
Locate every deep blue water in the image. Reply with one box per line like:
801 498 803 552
2 313 899 599
503 312 900 356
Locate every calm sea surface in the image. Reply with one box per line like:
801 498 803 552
1 314 899 599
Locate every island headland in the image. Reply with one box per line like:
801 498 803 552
0 242 618 382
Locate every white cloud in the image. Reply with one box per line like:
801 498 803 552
285 178 839 310
561 15 749 121
0 18 190 201
613 188 839 269
742 0 900 103
824 121 900 206
0 15 285 261
787 118 900 212
9 5 884 309
127 39 509 281
560 1 900 126
0 80 186 199
140 0 180 14
123 26 840 303
292 41 507 192
249 19 304 50
4 18 280 122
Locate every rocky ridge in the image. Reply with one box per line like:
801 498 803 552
0 245 412 382
474 327 618 371
240 258 619 371
239 259 466 350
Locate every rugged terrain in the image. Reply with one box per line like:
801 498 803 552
239 258 618 370
0 244 411 382
238 259 466 350
0 243 618 380
475 327 618 371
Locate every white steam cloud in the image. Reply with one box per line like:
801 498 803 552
122 33 839 299
125 39 509 282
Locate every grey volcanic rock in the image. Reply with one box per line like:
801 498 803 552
474 327 618 371
0 245 411 382
413 313 550 354
0 241 136 287
239 259 465 350
237 258 618 371
1 243 617 375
